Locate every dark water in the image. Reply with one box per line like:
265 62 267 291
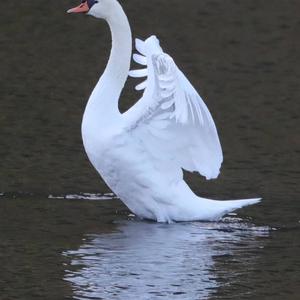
0 0 299 299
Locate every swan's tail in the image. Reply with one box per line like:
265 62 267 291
204 197 262 221
172 182 262 222
219 197 261 210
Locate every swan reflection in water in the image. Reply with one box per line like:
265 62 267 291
63 218 269 299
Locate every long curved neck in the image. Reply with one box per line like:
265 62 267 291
83 3 132 128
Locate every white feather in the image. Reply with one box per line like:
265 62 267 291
129 69 148 78
133 53 147 65
125 36 223 180
135 80 147 91
135 38 147 55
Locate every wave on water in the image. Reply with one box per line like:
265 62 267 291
48 193 117 201
63 219 271 300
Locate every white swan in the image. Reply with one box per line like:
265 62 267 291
67 0 261 222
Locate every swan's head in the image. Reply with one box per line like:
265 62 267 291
67 0 116 19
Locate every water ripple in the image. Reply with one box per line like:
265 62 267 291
48 193 117 201
63 220 270 300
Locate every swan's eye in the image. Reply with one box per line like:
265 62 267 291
86 0 98 8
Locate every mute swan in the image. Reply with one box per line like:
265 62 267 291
67 0 261 222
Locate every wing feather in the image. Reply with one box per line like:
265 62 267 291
123 36 223 181
128 68 148 78
133 53 147 65
135 80 147 91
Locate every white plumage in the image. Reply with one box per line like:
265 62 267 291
126 36 223 181
68 0 261 222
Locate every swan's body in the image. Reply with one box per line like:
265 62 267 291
68 0 261 222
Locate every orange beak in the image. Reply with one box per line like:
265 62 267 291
67 1 89 14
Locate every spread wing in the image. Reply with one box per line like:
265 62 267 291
122 36 223 181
